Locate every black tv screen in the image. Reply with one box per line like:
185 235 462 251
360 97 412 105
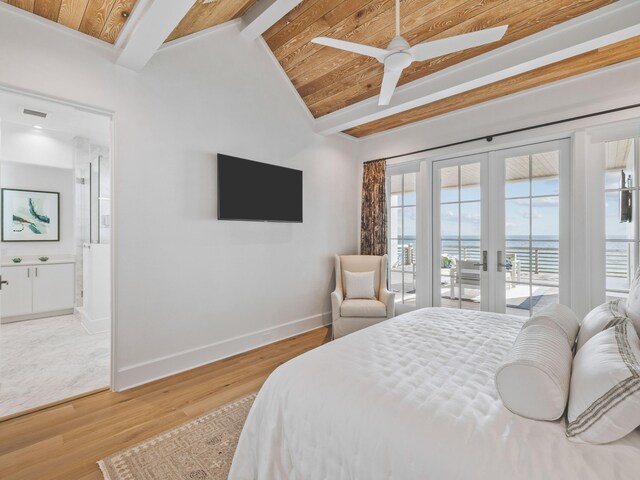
217 154 303 222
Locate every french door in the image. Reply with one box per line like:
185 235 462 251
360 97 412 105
433 154 489 311
432 139 570 316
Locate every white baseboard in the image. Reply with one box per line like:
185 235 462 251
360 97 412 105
114 311 332 391
1 308 74 324
77 307 110 334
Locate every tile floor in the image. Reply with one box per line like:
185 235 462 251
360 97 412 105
0 314 110 417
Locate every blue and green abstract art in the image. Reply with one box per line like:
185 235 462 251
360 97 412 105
2 189 59 242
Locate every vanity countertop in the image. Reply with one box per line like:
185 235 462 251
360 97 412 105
2 255 76 267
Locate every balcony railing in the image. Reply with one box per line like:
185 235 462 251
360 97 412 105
435 244 631 279
391 243 631 280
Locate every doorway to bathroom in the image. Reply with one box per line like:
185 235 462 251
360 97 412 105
0 88 113 418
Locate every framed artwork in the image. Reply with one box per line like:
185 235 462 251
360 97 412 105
1 189 60 242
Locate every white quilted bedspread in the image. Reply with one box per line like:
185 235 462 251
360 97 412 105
229 308 640 480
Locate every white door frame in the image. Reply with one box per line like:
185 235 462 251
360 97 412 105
0 83 117 392
431 153 490 310
430 139 571 314
587 122 640 308
387 162 421 314
488 138 572 313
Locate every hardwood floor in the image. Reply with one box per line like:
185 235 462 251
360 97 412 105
0 326 332 480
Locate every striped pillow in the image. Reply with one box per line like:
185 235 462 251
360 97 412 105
576 299 629 351
624 266 640 335
625 265 640 321
566 319 640 444
522 303 580 348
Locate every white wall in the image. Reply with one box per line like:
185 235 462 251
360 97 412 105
1 122 74 169
0 12 359 389
0 124 76 256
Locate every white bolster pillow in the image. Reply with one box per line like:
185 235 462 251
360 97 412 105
521 303 580 348
495 324 573 420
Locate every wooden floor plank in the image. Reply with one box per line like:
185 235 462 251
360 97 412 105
0 326 331 479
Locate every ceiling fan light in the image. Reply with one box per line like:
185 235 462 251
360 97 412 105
384 51 412 71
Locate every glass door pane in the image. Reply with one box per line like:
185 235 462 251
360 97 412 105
433 156 487 311
388 172 417 308
494 140 569 316
604 138 636 302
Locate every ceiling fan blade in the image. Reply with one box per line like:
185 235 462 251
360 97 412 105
409 25 508 62
311 37 388 62
378 68 402 106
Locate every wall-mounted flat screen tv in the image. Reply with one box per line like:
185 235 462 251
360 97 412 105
217 154 303 223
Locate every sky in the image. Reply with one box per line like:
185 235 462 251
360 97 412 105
389 175 563 240
439 177 560 239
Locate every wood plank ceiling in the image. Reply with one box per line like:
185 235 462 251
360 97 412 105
4 0 639 137
345 35 640 137
1 0 138 44
166 0 256 43
264 0 628 135
1 0 255 44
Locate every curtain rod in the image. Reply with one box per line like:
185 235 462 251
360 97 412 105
364 102 640 164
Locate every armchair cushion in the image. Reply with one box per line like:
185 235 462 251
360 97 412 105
340 255 382 298
344 270 376 299
332 254 393 339
340 299 387 318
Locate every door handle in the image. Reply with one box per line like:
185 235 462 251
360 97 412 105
473 250 488 271
0 276 8 290
497 250 508 272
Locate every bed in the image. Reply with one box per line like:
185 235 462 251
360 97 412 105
228 308 640 479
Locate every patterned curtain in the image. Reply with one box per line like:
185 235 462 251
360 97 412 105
360 160 387 256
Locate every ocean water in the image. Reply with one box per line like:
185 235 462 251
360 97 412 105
393 236 626 278
390 236 561 271
391 236 560 256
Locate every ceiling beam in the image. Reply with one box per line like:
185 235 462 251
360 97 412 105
116 0 196 71
314 0 640 136
241 0 302 40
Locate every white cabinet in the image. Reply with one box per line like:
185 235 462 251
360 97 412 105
1 263 75 321
1 266 33 318
32 264 75 313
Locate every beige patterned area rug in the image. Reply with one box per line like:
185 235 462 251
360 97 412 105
98 393 256 480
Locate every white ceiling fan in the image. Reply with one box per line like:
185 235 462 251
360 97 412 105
311 0 508 106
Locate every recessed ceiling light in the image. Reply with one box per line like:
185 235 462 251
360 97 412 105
33 125 43 129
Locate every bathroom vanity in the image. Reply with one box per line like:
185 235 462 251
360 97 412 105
0 257 75 323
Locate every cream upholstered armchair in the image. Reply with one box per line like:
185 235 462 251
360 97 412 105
331 254 395 339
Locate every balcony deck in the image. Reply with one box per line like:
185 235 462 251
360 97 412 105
388 240 631 317
390 270 559 317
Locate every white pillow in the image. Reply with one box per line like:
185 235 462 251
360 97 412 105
495 324 573 420
344 270 375 300
576 299 628 351
522 303 580 348
567 319 640 444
